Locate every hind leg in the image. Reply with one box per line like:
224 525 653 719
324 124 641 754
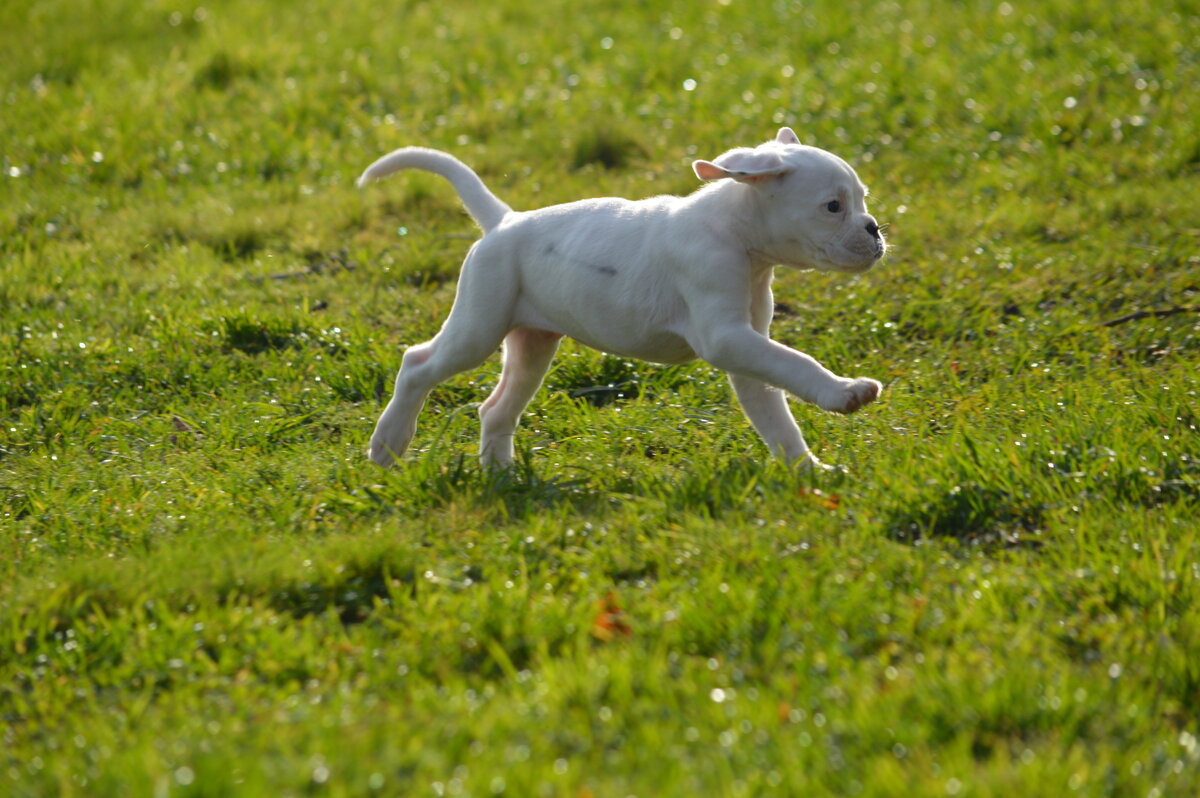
477 327 563 467
369 247 514 466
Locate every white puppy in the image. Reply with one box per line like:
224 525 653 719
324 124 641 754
357 128 885 469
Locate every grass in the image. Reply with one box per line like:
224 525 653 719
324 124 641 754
2 0 1199 794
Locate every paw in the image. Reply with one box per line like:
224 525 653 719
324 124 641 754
820 377 881 414
796 451 841 472
479 435 516 470
369 411 415 468
369 429 410 467
368 439 396 467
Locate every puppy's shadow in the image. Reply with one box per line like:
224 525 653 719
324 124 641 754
339 448 846 523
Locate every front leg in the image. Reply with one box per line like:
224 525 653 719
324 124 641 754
728 373 811 461
697 325 881 413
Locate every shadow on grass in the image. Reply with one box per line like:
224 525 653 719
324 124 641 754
326 452 605 522
882 480 1045 548
327 449 841 526
201 313 351 356
262 557 417 625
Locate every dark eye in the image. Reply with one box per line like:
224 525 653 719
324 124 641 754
826 200 841 213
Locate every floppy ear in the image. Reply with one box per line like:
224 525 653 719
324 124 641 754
692 147 789 183
776 127 801 145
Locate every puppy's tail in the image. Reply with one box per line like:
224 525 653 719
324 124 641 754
356 147 511 233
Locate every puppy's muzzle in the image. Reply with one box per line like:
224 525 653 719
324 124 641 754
866 218 886 260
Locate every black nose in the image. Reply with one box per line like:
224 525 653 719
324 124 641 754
866 220 881 238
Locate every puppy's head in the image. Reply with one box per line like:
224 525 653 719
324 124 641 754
693 128 886 273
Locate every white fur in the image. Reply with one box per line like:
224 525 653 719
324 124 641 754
357 128 886 469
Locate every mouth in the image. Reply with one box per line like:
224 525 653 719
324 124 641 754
760 231 885 273
830 238 886 273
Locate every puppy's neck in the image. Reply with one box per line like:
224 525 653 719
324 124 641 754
684 180 772 267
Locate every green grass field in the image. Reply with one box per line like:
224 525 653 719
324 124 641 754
3 0 1199 794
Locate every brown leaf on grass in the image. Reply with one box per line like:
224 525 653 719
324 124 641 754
170 415 204 446
591 592 632 642
799 488 841 511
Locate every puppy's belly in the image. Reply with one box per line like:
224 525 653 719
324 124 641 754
512 300 697 364
572 330 698 365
